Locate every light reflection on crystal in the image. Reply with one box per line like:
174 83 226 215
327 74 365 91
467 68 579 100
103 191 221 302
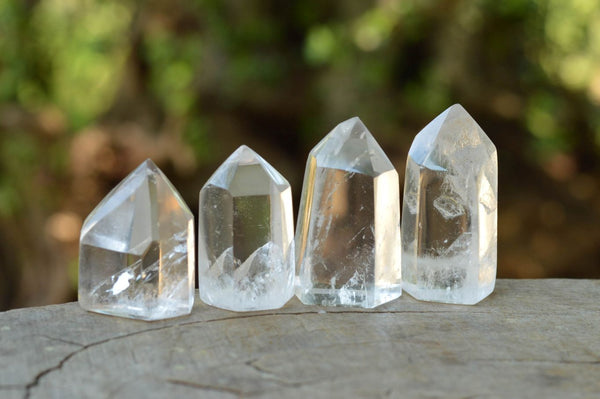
78 159 195 320
109 271 133 296
295 117 401 308
198 146 294 311
401 104 497 304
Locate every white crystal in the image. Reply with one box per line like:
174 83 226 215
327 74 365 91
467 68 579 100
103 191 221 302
401 104 498 305
198 146 295 311
78 159 195 320
295 117 402 308
433 195 464 219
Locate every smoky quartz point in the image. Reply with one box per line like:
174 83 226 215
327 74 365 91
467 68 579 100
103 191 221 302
198 146 295 311
295 117 402 308
78 159 195 320
401 104 498 304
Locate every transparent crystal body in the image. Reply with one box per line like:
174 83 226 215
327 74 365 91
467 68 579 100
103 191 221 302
78 160 195 320
295 117 401 308
198 146 295 311
401 104 498 305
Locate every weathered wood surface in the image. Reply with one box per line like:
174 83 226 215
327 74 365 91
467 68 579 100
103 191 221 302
0 279 599 399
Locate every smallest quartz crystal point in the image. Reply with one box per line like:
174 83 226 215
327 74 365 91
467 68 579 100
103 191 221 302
198 145 295 311
401 104 497 305
78 159 195 320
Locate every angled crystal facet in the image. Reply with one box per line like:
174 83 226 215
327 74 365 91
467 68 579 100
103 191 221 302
295 117 402 308
401 104 498 304
78 159 195 320
198 146 295 311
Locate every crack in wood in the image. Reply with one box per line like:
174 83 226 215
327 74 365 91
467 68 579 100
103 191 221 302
24 309 442 397
244 358 303 388
4 280 600 398
16 294 600 398
36 334 84 348
472 358 600 365
19 311 327 398
165 378 244 397
13 308 533 398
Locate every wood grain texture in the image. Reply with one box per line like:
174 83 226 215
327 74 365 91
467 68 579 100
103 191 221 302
0 279 599 399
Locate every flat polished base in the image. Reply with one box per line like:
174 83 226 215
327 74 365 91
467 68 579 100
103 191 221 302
403 281 494 305
296 285 402 309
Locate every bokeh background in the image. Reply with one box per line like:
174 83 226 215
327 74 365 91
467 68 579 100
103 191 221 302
1 0 600 310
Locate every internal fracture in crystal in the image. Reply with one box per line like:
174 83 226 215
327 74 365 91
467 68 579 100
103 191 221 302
295 117 401 308
198 146 295 311
401 104 497 305
78 160 195 320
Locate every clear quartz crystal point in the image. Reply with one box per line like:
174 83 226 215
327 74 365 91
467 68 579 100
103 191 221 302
78 159 195 320
198 145 295 311
295 117 402 308
401 104 498 305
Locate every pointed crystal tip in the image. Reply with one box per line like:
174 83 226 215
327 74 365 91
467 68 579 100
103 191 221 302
142 158 157 167
328 116 369 139
408 103 495 166
311 117 394 176
230 145 260 164
338 116 364 132
129 158 162 180
447 103 467 114
206 145 289 195
443 104 481 130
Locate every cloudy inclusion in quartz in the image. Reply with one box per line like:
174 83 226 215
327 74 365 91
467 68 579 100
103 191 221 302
198 146 294 311
295 117 401 308
78 160 195 321
401 104 497 305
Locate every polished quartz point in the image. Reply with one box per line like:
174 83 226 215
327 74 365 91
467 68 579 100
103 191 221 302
295 117 402 308
78 159 195 320
402 104 498 305
198 145 295 311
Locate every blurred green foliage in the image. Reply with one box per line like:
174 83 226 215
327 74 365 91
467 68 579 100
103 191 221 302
1 0 600 308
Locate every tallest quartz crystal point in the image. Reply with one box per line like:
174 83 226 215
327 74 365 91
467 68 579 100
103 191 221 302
296 117 402 308
401 104 498 305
